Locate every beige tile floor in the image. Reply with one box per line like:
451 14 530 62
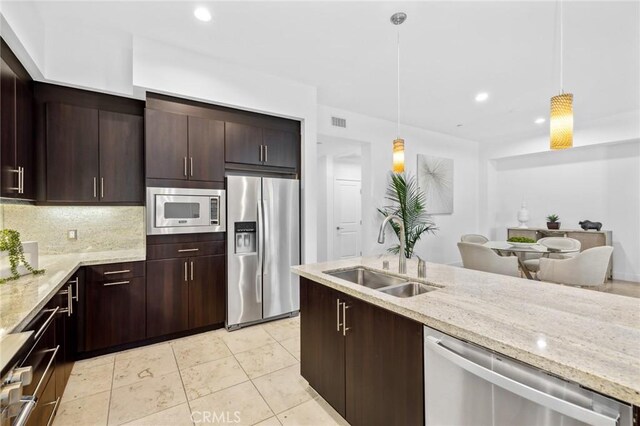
53 316 349 426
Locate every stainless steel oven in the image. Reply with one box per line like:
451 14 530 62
146 187 226 235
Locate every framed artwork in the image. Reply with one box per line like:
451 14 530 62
417 154 454 214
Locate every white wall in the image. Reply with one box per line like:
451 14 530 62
318 105 481 265
487 140 640 281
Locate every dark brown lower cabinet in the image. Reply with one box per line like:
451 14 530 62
189 254 225 329
85 275 146 352
146 258 190 338
146 254 225 338
300 277 346 416
300 277 424 426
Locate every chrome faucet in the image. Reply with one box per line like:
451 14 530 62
377 215 406 274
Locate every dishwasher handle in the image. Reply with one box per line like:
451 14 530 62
425 336 620 426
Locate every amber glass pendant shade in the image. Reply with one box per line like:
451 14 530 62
550 93 573 150
392 138 405 173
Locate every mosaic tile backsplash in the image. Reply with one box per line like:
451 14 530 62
1 204 145 254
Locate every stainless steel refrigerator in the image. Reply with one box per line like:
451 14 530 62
226 175 300 329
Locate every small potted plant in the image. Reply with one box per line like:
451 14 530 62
546 214 560 230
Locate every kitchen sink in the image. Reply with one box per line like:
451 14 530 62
324 267 407 289
379 282 435 298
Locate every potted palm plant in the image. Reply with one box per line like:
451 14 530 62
546 214 561 230
378 172 437 258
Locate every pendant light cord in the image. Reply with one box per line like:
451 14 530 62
560 0 564 93
397 29 400 139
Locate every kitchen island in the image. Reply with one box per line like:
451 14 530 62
292 256 640 424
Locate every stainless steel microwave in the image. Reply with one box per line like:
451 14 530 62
146 187 226 235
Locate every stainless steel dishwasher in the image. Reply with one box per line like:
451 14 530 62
424 326 632 426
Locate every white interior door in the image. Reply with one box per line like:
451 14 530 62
333 179 362 259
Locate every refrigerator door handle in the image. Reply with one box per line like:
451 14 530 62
425 336 620 426
256 198 264 303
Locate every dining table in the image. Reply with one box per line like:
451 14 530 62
483 241 580 280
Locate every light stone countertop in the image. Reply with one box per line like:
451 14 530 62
292 256 640 405
0 249 145 338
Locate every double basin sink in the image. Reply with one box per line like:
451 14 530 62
324 267 437 298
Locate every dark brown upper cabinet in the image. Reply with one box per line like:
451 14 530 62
225 122 263 166
45 103 143 204
225 122 300 170
188 116 225 182
46 103 100 202
1 39 35 200
99 111 144 203
262 128 299 169
145 109 225 183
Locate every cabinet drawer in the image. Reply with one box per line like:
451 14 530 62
86 261 145 282
26 368 58 426
21 309 58 401
146 241 225 260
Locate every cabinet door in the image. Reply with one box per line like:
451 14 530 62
300 278 346 416
345 298 424 426
1 58 17 198
262 128 299 169
188 254 225 329
15 74 34 199
225 122 263 166
145 109 188 180
99 111 144 203
46 103 99 202
85 277 146 351
188 116 225 182
146 258 189 338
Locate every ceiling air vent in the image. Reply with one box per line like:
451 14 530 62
331 116 347 128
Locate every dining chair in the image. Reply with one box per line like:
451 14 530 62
460 234 489 244
522 237 581 273
457 242 519 277
537 246 614 287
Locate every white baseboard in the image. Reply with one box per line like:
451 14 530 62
612 272 640 283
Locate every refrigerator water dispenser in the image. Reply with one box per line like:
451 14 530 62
234 221 257 254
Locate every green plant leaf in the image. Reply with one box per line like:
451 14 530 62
0 229 45 284
378 172 438 258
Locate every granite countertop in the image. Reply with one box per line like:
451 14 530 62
292 256 640 405
0 249 145 338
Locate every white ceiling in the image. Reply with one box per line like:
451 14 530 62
30 1 640 143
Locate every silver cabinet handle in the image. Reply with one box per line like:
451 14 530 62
178 248 199 253
34 307 59 340
190 157 193 177
259 145 263 162
69 277 79 302
190 261 194 281
264 145 268 162
183 157 188 176
336 299 342 331
93 177 97 198
19 167 24 194
104 270 130 275
33 346 59 396
100 177 104 198
103 281 130 287
67 283 73 316
342 303 350 336
13 397 36 426
424 336 619 426
184 262 188 282
44 397 61 426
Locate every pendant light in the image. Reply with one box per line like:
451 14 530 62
391 12 407 172
550 0 573 150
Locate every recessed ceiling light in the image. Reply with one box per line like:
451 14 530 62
535 117 546 124
475 92 489 102
194 7 212 22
